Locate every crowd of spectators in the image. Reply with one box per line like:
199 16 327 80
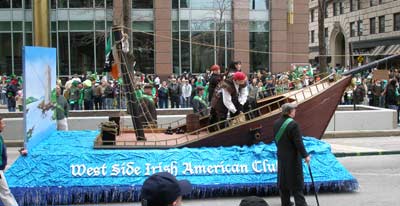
2 65 400 118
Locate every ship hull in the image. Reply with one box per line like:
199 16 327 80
184 76 352 148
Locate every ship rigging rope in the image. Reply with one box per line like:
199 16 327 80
120 49 158 139
112 25 400 58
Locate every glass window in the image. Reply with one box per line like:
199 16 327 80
51 22 57 31
370 0 377 7
394 13 400 31
333 2 338 16
357 20 363 36
12 0 22 8
25 22 32 32
216 30 225 68
249 32 269 72
226 31 232 69
311 30 314 43
13 33 23 75
132 21 153 32
132 32 154 74
350 22 356 37
324 3 328 18
13 21 22 31
58 21 68 30
191 0 214 9
379 16 385 33
172 31 190 74
51 32 56 48
95 32 105 72
172 0 189 9
249 21 269 32
172 20 189 31
350 0 359 12
249 0 268 10
25 33 32 46
58 0 68 8
339 2 344 14
172 32 179 74
0 1 10 8
0 33 12 75
51 0 56 8
0 22 11 31
133 0 153 8
95 0 105 8
70 32 95 74
191 21 214 31
70 21 93 30
324 27 328 45
192 31 214 73
95 21 105 30
106 0 112 8
69 0 93 8
25 0 31 9
310 9 314 22
58 32 69 75
370 17 376 34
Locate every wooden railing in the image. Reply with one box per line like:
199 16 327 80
95 73 340 148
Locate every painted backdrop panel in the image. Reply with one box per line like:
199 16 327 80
23 46 57 149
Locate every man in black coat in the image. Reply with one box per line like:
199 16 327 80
273 103 311 206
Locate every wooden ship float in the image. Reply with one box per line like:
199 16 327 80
94 29 400 149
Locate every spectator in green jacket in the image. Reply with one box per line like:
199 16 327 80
55 86 69 130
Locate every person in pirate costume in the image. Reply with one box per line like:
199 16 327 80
139 84 157 128
192 86 208 117
207 64 223 103
210 72 248 129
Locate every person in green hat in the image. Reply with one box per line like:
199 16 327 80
139 84 157 128
82 80 93 110
192 86 208 117
68 81 80 110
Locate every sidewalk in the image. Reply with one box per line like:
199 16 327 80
325 136 400 157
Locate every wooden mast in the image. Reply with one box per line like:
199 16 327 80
113 0 145 140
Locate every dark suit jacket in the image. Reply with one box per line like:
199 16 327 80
273 116 308 190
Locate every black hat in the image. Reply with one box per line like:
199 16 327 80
239 196 269 206
141 172 192 206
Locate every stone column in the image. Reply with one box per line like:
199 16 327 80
232 0 250 74
154 0 172 80
270 0 308 73
33 0 49 47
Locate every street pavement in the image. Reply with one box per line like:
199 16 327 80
5 136 400 206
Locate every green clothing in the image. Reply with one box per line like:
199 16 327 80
142 94 154 104
83 87 93 101
69 87 80 102
135 89 143 99
78 89 84 105
56 95 69 120
192 95 208 116
195 81 203 87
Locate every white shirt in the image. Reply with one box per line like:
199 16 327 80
181 84 192 98
222 81 248 114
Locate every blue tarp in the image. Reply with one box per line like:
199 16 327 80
6 131 358 205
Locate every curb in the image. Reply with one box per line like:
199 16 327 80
5 140 24 147
334 150 400 157
323 130 400 138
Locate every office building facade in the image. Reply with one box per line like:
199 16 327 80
0 0 308 77
309 0 400 67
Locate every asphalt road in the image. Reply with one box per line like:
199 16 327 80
6 149 400 206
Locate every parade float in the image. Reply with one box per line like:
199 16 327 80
6 31 398 205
